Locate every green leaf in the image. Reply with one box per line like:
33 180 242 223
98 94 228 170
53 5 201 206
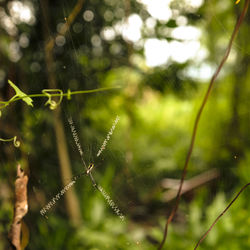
8 80 33 107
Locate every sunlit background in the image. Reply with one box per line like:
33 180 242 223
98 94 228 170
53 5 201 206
1 0 209 74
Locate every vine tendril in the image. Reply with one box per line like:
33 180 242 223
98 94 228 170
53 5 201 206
42 89 64 110
0 136 20 147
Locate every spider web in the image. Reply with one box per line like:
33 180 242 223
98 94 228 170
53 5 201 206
26 0 250 249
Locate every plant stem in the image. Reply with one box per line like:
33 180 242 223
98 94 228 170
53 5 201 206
158 1 250 249
5 86 120 105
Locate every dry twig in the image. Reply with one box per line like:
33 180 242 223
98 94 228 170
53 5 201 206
8 164 28 250
45 0 85 52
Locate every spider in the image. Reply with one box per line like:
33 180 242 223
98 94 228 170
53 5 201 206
72 162 100 191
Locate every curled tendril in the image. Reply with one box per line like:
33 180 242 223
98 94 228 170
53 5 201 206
13 136 20 147
0 136 20 147
42 89 63 110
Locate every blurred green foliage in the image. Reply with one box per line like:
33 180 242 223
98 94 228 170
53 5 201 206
0 0 249 249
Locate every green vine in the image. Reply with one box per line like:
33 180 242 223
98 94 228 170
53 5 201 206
0 79 120 147
0 136 20 147
0 80 120 115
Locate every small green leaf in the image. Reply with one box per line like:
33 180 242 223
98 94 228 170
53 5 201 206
8 80 33 107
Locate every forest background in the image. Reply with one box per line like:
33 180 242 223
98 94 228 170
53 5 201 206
0 0 249 249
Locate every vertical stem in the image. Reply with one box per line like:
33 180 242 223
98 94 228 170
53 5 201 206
40 0 82 226
158 1 249 249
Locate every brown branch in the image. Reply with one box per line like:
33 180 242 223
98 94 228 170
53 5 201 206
194 182 250 249
8 164 28 250
158 1 250 249
46 0 85 52
161 169 219 202
40 0 83 225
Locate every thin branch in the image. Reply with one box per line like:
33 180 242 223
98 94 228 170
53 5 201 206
8 164 28 250
194 182 250 249
45 0 85 52
158 1 250 249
